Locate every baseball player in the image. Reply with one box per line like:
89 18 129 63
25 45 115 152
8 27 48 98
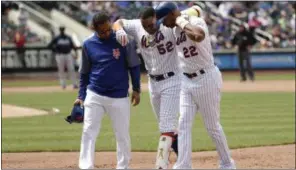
48 26 78 89
155 2 236 169
113 7 181 169
74 12 141 169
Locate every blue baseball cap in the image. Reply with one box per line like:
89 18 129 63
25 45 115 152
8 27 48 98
65 104 84 124
155 2 178 27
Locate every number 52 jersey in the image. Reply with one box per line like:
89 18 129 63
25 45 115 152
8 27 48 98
122 19 179 75
173 15 215 73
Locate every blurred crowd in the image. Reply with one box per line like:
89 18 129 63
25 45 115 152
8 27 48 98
54 1 295 50
2 1 295 50
1 2 42 45
54 1 190 28
210 1 296 49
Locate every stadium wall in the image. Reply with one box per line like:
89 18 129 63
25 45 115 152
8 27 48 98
214 49 295 70
1 47 295 73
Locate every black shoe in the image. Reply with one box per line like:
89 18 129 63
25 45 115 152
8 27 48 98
171 134 178 156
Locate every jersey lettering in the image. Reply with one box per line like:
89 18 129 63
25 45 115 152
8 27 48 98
183 46 198 58
156 41 174 55
176 31 187 45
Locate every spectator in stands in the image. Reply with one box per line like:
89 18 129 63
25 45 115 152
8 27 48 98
248 15 262 29
218 2 233 18
278 10 288 30
48 26 78 89
291 13 295 32
230 2 248 21
80 1 89 13
14 28 27 68
257 11 273 30
232 24 256 82
18 6 29 27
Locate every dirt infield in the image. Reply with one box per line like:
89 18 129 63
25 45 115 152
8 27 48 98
2 104 49 118
2 144 295 169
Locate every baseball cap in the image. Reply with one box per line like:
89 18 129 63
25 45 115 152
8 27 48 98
155 2 178 27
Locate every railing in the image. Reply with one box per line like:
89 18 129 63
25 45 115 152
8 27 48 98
23 1 52 19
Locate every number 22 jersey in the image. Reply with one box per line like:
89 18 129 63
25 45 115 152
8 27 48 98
173 16 215 73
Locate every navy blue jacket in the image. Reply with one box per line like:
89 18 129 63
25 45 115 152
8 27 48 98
78 33 140 100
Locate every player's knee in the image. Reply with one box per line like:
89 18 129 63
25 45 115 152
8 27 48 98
114 131 128 143
178 119 193 131
205 123 222 135
82 122 98 138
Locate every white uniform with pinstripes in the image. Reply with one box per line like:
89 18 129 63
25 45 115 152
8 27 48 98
122 19 180 133
172 16 236 169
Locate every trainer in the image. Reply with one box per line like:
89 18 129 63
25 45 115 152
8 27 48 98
74 11 141 169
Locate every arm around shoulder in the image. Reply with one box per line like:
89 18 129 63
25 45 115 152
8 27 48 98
176 16 206 42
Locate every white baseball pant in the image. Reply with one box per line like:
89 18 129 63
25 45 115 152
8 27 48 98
173 66 236 169
55 53 77 87
79 89 131 169
148 73 181 169
148 73 181 133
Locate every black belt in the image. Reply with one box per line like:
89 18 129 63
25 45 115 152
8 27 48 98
183 69 205 79
149 72 175 81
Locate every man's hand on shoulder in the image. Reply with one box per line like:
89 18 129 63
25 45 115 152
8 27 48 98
115 29 129 47
113 19 129 47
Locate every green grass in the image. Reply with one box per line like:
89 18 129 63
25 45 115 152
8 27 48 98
2 80 69 87
2 71 295 87
221 72 295 81
2 91 295 152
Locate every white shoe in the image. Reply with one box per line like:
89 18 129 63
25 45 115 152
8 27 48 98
219 159 236 169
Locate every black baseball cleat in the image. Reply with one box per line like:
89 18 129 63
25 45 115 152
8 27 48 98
171 134 178 156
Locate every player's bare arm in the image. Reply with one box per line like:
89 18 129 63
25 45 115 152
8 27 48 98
175 15 205 42
113 19 124 31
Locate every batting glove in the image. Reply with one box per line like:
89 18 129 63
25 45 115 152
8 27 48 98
116 29 129 46
176 15 190 30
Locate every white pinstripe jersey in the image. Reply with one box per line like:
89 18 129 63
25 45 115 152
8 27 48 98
122 19 179 75
173 16 215 73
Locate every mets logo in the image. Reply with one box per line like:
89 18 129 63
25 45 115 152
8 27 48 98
113 48 120 59
141 31 165 48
